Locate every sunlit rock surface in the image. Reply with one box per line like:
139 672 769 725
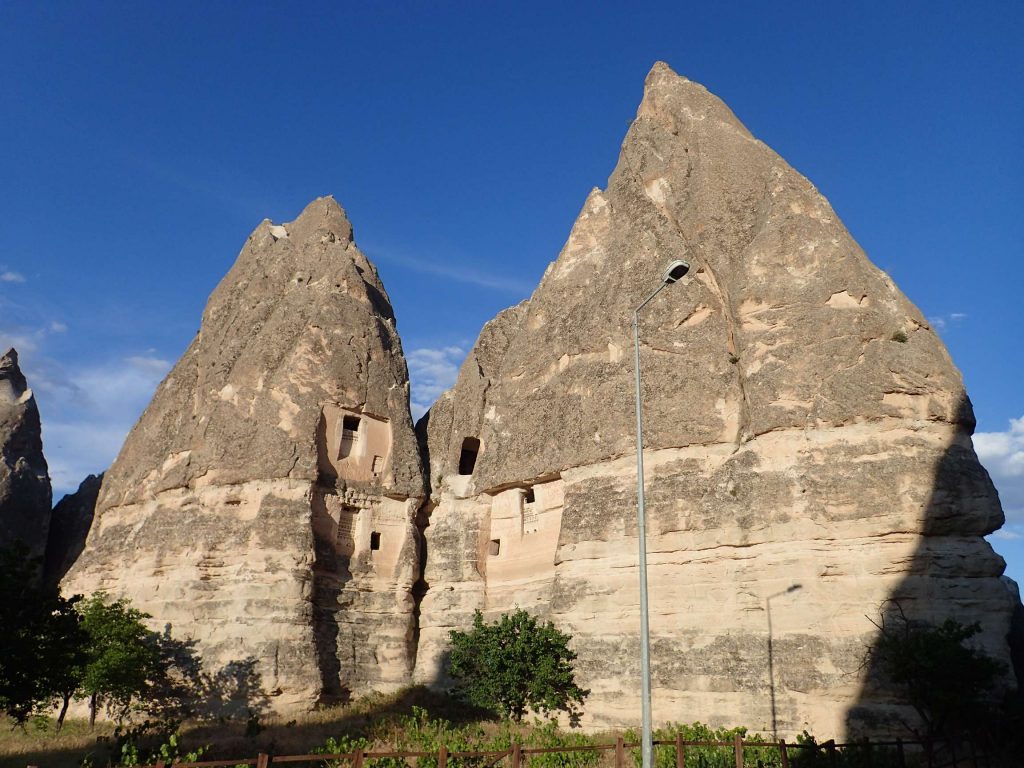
414 63 1016 737
0 348 52 557
63 197 426 710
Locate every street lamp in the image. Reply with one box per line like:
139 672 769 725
633 258 690 768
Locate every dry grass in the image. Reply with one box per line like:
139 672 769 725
0 688 513 768
0 716 116 768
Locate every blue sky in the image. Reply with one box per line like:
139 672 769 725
1 2 1021 578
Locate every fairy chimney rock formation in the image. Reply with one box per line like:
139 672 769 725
0 348 52 557
415 63 1015 737
63 197 427 709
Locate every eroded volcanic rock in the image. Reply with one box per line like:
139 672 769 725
415 63 1015 737
64 197 427 710
0 348 52 557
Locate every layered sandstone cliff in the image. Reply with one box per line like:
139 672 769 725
0 348 52 557
63 197 426 709
414 63 1014 737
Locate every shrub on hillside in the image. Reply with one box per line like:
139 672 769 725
447 610 589 725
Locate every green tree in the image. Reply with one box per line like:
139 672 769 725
78 595 165 726
867 602 1006 742
447 609 589 724
0 543 87 726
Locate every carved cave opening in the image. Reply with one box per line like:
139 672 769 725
339 415 361 458
458 437 480 475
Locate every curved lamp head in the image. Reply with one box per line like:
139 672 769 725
663 259 690 284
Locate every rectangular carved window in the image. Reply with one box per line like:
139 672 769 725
340 415 361 458
459 437 480 475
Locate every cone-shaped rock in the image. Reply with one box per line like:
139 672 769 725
64 197 427 710
0 348 52 557
416 64 1016 736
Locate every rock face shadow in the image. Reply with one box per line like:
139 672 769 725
43 473 102 586
845 394 1021 739
311 483 354 706
154 625 272 720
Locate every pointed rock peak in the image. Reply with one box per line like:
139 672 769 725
0 348 28 395
635 61 750 138
287 195 354 246
644 60 687 87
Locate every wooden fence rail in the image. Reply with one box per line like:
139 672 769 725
141 735 981 768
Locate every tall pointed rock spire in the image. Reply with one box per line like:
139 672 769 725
0 348 52 557
64 196 427 710
415 63 1014 737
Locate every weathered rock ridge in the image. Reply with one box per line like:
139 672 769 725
0 348 52 557
63 197 427 709
414 63 1016 737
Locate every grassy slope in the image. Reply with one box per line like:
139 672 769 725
0 687 612 768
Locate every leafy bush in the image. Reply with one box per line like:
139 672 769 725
110 720 207 767
78 595 168 725
0 544 88 726
315 708 600 768
625 722 777 768
865 604 1006 742
448 610 589 724
314 733 372 768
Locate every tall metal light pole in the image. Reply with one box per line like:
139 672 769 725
633 259 690 768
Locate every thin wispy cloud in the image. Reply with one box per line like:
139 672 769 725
928 312 968 332
41 354 172 492
407 345 466 418
993 528 1023 542
1 271 26 283
0 326 45 355
368 247 535 295
0 321 171 495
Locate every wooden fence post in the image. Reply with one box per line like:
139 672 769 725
778 740 789 768
896 738 905 768
154 761 166 768
353 749 365 768
438 745 448 768
733 733 743 768
824 740 837 768
675 732 685 768
511 743 522 768
257 753 270 768
615 736 625 768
